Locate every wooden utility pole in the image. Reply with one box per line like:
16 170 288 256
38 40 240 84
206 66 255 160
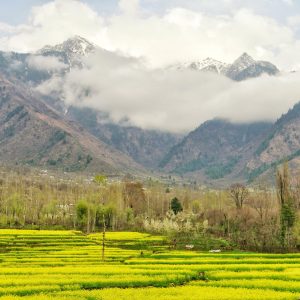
93 174 108 261
102 213 106 261
87 207 90 234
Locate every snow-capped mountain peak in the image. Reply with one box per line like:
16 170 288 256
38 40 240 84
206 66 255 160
194 57 229 74
226 52 279 80
37 36 96 68
60 36 95 56
231 52 255 72
38 36 95 57
169 57 230 74
168 52 279 81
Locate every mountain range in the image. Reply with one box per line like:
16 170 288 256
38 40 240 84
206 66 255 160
169 52 279 80
0 36 299 185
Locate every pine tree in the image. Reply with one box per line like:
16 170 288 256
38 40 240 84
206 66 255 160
171 197 183 215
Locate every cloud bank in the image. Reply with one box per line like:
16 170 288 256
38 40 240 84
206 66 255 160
26 55 67 72
1 0 300 132
36 49 300 132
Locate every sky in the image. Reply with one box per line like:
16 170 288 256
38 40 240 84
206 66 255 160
1 0 300 68
1 0 300 25
1 0 300 132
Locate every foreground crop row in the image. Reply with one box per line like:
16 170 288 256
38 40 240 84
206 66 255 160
0 229 299 299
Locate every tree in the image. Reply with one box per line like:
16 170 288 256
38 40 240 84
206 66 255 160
229 183 249 209
276 162 296 249
171 197 183 215
123 182 146 215
94 175 107 186
76 201 88 231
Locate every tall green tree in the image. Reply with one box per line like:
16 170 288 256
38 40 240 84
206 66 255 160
171 197 183 215
76 201 88 232
276 162 296 249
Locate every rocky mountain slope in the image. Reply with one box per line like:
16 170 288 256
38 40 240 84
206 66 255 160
0 74 143 174
0 37 181 170
246 102 300 180
0 51 50 85
160 101 300 183
159 119 272 181
67 106 182 169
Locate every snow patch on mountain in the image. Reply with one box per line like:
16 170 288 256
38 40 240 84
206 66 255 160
230 53 255 72
170 57 230 75
169 53 279 80
37 36 96 67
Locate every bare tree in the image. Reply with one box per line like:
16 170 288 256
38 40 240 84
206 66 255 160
229 183 249 209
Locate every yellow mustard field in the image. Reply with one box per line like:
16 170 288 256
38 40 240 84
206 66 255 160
0 229 299 299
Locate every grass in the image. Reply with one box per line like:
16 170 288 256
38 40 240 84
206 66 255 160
0 229 299 299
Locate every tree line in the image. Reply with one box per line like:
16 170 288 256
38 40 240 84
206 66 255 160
0 163 299 252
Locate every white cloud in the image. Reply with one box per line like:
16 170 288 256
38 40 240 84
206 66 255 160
0 22 16 34
36 49 300 132
36 75 64 97
118 0 140 16
105 8 295 68
282 0 294 6
0 0 298 70
26 55 67 71
0 0 107 53
288 15 300 27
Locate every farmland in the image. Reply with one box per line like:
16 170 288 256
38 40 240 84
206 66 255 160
0 230 299 299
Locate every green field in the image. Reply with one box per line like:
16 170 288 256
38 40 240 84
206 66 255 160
0 230 299 299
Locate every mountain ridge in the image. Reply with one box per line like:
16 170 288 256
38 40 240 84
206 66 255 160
0 73 144 175
0 36 299 185
170 52 279 80
37 36 96 67
159 118 273 180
